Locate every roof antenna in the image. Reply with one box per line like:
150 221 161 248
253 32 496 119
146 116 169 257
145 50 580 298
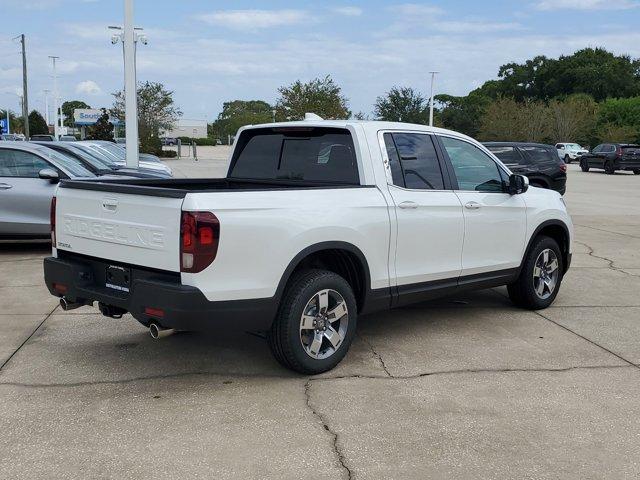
304 113 324 121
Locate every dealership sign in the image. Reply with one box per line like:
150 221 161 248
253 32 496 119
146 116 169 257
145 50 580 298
0 119 7 134
73 109 118 126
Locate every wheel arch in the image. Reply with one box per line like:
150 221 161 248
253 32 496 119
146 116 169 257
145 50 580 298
523 220 571 274
274 241 381 314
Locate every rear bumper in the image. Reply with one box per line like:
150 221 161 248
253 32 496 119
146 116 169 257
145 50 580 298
43 254 276 331
617 160 640 170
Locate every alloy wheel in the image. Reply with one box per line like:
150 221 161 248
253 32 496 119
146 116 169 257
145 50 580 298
299 289 349 360
532 248 560 300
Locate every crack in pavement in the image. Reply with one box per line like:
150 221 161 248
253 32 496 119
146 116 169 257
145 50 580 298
534 310 640 370
358 333 392 377
1 363 632 389
575 223 640 240
575 240 639 277
304 380 353 480
0 303 59 373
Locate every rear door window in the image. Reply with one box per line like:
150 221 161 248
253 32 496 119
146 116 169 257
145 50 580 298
383 133 444 190
486 146 526 167
519 146 555 164
230 127 359 184
0 149 50 178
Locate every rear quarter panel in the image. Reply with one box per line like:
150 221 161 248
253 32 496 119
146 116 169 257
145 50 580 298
181 187 391 302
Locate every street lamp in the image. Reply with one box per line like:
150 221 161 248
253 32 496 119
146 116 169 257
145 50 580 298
108 0 147 168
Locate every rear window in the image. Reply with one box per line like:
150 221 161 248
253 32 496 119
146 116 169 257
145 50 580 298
229 127 359 184
621 146 640 154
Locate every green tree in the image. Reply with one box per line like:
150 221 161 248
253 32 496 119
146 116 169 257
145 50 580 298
436 93 490 137
61 100 90 127
478 97 524 141
87 108 114 141
27 110 49 136
595 97 640 143
374 87 428 124
211 100 273 141
112 81 182 154
548 94 598 145
275 75 350 121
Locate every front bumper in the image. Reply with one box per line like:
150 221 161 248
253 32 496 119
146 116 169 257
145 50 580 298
44 253 276 331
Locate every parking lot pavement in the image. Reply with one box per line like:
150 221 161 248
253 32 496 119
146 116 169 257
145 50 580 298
1 162 639 479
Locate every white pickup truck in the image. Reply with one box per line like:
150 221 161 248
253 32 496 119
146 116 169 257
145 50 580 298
44 119 573 374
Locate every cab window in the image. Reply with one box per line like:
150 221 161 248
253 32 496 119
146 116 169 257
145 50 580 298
0 149 50 178
441 137 504 193
383 133 444 190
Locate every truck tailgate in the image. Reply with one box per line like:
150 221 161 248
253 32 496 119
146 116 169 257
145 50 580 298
55 186 183 272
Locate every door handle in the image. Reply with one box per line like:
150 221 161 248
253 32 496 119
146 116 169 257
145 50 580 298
398 201 418 210
0 183 12 190
464 201 481 210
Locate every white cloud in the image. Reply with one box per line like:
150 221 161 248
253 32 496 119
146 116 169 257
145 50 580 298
332 6 363 16
195 9 309 30
535 0 639 10
75 80 102 95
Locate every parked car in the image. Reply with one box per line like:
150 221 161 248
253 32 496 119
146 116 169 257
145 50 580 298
32 142 172 178
161 137 177 146
115 137 126 144
30 134 56 141
78 141 173 176
483 142 567 194
0 142 95 238
579 143 640 175
1 134 19 141
59 135 77 142
556 143 588 164
44 120 573 374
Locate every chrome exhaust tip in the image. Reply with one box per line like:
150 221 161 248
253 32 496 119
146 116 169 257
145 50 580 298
149 322 174 339
60 297 82 311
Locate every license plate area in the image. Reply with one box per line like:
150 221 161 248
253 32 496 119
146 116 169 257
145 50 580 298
105 265 131 293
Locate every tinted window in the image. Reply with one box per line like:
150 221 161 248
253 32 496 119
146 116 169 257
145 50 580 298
387 133 444 190
519 146 555 164
622 146 640 154
487 146 525 166
592 145 602 153
230 128 359 184
441 137 504 193
0 149 50 178
383 133 405 187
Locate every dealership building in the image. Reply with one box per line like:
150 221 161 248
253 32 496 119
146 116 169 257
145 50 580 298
161 118 208 139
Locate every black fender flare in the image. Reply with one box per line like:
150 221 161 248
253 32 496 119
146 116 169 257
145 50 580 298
520 219 571 274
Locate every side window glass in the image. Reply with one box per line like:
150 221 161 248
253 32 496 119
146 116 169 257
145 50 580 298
520 146 553 164
382 133 406 187
11 151 50 178
592 145 602 153
0 149 18 177
391 133 444 190
441 136 504 193
487 146 524 166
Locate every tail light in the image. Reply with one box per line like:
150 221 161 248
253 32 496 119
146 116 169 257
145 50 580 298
180 211 220 273
616 146 623 158
559 163 567 173
50 196 56 245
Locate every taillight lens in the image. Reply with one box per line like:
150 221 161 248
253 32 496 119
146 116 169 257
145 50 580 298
50 196 56 245
180 211 220 273
616 147 623 157
559 163 567 173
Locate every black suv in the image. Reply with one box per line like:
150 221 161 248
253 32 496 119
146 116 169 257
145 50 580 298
579 143 640 175
483 142 567 194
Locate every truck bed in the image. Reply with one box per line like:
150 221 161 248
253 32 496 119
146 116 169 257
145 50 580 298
60 177 365 198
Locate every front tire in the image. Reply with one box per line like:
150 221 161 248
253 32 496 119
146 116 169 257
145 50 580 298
604 161 615 175
268 269 357 374
580 159 590 172
508 236 563 310
633 169 640 175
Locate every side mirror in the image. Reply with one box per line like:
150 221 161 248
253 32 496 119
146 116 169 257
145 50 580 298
38 168 60 183
508 174 528 195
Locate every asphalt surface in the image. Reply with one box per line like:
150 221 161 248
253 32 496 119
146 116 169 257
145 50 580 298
1 149 639 479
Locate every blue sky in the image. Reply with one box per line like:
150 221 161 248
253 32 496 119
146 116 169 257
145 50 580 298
1 0 640 121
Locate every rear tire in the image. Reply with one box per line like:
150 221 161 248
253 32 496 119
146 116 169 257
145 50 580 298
580 159 590 172
508 236 563 310
604 161 615 175
564 154 571 164
268 269 357 374
633 169 640 175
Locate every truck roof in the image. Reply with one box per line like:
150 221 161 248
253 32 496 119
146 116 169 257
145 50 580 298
238 119 476 143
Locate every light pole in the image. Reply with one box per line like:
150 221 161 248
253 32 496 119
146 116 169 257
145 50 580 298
48 56 60 139
109 0 147 168
429 71 439 127
43 89 50 126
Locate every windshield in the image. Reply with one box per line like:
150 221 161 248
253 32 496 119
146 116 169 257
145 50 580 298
98 142 128 159
72 144 116 167
85 144 124 163
567 144 582 149
37 148 94 177
66 145 114 169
